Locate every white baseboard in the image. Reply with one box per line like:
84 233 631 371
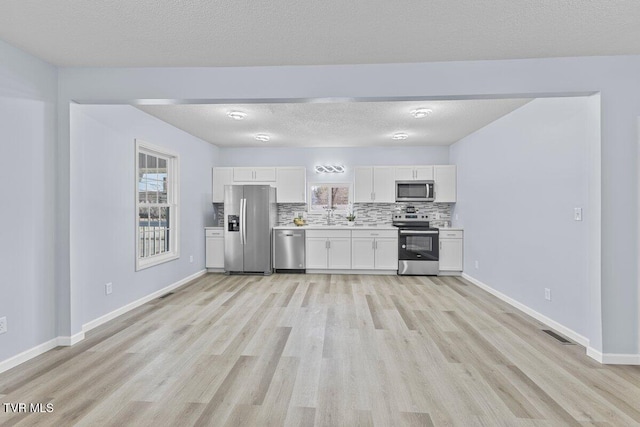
587 347 640 365
56 331 85 347
82 269 207 334
0 269 207 375
0 338 60 374
462 273 640 365
461 273 590 347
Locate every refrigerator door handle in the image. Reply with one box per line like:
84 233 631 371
240 198 245 244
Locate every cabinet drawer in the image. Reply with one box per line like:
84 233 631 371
351 229 398 238
305 229 351 239
440 230 463 239
205 228 224 237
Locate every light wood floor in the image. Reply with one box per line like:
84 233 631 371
1 274 640 426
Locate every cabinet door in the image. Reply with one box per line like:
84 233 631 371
439 238 463 271
328 238 351 269
306 238 328 269
395 166 415 181
212 168 234 203
434 165 457 203
353 167 373 203
372 166 396 203
205 237 225 268
374 238 398 270
233 168 255 182
351 237 375 269
276 167 306 203
415 166 434 181
253 167 276 182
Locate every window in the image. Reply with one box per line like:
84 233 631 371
308 182 352 212
136 139 179 270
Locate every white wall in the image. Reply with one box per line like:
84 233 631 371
219 146 450 182
450 96 597 340
0 40 58 361
71 105 218 325
54 55 640 357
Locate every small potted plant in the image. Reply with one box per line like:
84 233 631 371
346 204 356 226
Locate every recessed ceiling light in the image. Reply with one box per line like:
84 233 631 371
411 108 433 118
392 132 409 140
255 134 270 142
227 111 247 120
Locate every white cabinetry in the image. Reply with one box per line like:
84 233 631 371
353 166 395 203
305 230 352 269
276 167 306 203
233 167 276 182
351 230 398 270
205 228 225 271
434 165 457 203
395 166 434 181
439 229 463 274
212 168 234 203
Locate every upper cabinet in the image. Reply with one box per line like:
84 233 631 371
395 166 434 181
276 167 306 203
434 165 457 203
353 166 395 203
233 167 276 182
212 167 234 203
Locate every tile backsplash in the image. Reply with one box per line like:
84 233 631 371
212 202 453 228
276 202 453 227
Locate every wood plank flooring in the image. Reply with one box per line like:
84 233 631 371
1 274 640 426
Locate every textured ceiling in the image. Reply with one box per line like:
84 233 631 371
136 99 532 148
0 1 639 67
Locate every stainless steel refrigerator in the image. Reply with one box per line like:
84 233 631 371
224 185 277 275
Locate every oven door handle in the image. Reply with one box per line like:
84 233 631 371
399 230 438 235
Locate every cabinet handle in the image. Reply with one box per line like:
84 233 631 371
372 240 375 250
371 192 374 201
328 240 331 249
375 240 378 250
372 192 375 201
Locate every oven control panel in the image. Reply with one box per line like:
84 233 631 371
393 214 428 220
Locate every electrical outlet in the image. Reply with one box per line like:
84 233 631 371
189 255 194 263
0 317 7 334
475 260 479 269
105 282 113 295
544 288 551 301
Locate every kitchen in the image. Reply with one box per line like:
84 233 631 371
140 98 529 279
205 164 461 276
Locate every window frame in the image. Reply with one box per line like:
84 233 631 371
135 139 180 271
307 182 353 213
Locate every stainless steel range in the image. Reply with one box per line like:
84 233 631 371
393 207 439 275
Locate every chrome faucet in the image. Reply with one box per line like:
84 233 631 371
325 206 335 225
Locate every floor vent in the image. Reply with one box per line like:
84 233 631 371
159 292 175 299
542 329 573 344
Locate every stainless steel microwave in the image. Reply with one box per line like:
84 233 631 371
395 180 435 202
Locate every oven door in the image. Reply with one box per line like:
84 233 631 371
398 229 439 261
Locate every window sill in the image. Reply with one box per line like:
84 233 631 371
136 252 179 271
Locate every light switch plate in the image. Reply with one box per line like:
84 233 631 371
574 208 583 221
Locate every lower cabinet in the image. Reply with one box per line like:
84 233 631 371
205 228 225 270
351 230 398 270
439 229 463 274
305 230 352 269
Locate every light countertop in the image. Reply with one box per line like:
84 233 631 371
274 224 397 231
437 227 464 231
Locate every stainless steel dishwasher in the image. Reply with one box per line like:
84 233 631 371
274 228 306 273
